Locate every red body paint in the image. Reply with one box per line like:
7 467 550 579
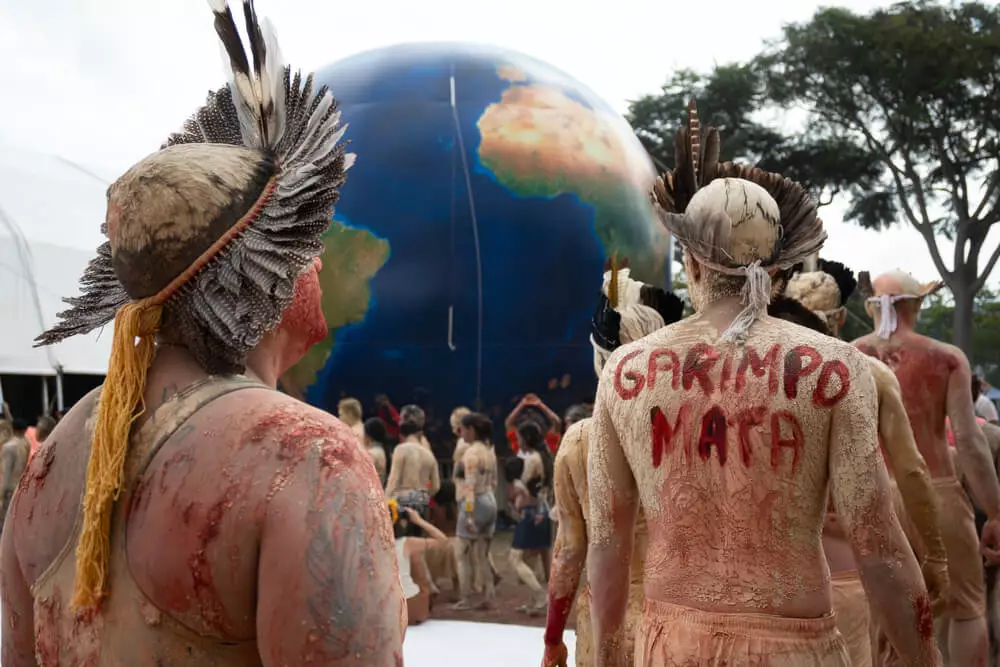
697 406 728 465
187 484 240 636
682 343 719 395
647 348 681 392
913 593 933 640
813 360 851 407
732 407 767 467
650 404 690 467
783 346 822 399
719 352 734 393
770 411 804 472
613 350 646 399
276 265 328 359
736 344 781 395
543 595 573 645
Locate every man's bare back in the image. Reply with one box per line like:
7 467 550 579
592 314 879 618
2 369 405 666
386 441 440 499
855 330 960 478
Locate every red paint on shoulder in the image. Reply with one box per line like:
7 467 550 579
613 349 646 400
719 351 734 392
783 346 822 399
18 443 56 497
814 360 851 407
682 343 719 396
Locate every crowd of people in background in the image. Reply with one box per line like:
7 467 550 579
339 391 593 625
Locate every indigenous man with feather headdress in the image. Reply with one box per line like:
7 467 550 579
586 102 940 666
541 257 684 667
0 3 405 665
773 261 949 667
854 270 1000 666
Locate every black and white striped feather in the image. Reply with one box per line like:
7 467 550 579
37 0 355 372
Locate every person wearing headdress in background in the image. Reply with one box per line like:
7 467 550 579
0 3 405 664
587 100 939 666
775 260 948 666
855 270 1000 665
542 258 684 667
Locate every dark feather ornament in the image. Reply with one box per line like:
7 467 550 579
818 259 857 305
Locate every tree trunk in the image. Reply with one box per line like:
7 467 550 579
951 281 975 358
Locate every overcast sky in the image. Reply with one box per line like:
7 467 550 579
1 0 996 290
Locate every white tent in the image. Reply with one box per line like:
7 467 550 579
0 143 113 382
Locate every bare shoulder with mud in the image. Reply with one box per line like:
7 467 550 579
853 330 958 477
602 314 871 617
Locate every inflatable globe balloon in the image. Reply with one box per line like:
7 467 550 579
281 42 670 432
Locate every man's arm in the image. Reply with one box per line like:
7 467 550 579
586 373 637 667
871 360 949 606
257 427 405 666
543 422 587 666
947 351 1000 524
427 449 441 496
384 447 403 498
1 494 36 666
830 360 940 666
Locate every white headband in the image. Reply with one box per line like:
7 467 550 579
867 293 917 339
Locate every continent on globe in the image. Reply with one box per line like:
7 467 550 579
290 43 672 440
478 64 669 287
280 218 389 398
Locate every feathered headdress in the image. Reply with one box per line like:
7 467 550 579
590 255 685 355
817 259 857 305
650 99 826 342
35 0 353 610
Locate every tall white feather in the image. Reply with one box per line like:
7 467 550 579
261 18 286 146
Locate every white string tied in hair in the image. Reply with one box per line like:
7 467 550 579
722 260 771 343
867 293 917 339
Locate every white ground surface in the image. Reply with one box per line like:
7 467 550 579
0 618 575 665
405 620 576 666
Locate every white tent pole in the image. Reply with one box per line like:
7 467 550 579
42 377 49 416
0 377 5 417
56 368 65 413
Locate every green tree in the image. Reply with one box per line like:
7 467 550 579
916 288 1000 385
757 1 1000 356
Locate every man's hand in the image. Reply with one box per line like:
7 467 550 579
981 515 1000 564
921 558 950 614
542 642 568 667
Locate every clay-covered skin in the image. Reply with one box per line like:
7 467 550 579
0 268 406 666
385 440 441 498
854 329 1000 528
544 419 647 667
824 357 949 605
587 314 939 666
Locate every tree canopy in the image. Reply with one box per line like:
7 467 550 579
628 0 1000 355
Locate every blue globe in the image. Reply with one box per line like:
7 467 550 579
282 42 670 438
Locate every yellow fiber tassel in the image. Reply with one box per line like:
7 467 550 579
71 300 162 610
